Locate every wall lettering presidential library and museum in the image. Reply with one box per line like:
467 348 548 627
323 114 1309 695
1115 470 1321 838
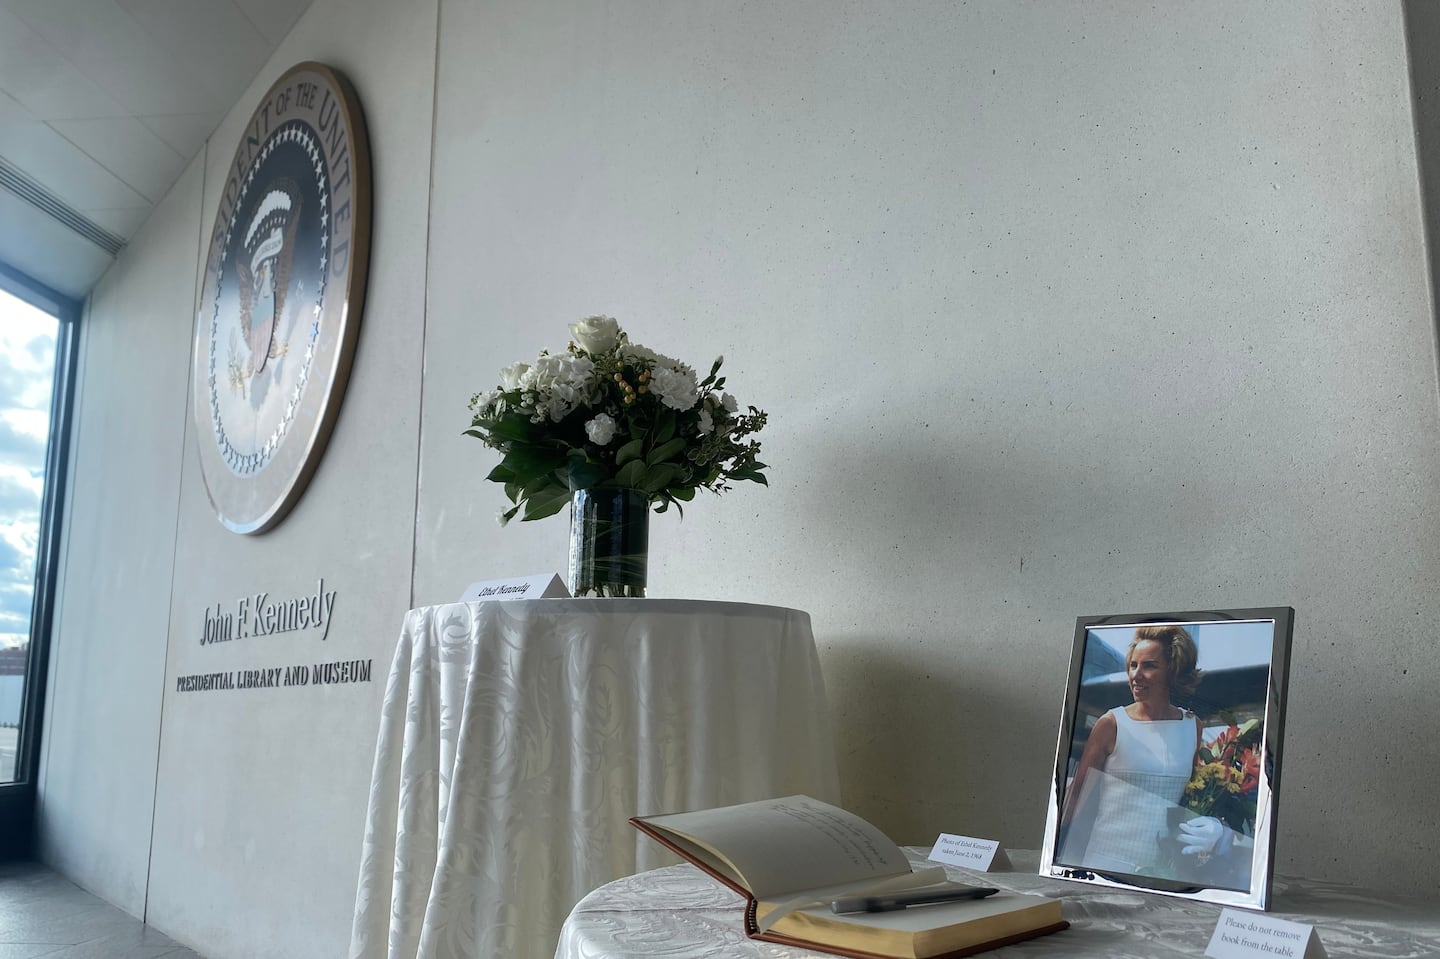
183 578 369 696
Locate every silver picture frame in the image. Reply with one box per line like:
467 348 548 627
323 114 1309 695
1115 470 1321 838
1039 608 1294 910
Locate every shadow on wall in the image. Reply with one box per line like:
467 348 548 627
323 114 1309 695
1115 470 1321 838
794 405 1305 850
794 413 1287 617
822 637 1051 848
1406 1 1440 347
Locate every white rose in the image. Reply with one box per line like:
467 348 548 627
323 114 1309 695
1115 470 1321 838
499 362 530 391
585 413 618 445
697 409 714 435
648 365 700 410
570 315 622 355
721 392 738 413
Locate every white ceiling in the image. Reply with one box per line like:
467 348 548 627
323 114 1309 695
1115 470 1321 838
0 0 315 301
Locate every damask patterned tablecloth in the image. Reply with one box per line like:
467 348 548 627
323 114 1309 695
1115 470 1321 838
349 599 841 959
555 850 1440 959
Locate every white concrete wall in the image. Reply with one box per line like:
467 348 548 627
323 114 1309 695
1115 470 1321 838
37 0 1440 956
140 0 438 956
37 155 201 916
40 0 437 952
416 0 1440 893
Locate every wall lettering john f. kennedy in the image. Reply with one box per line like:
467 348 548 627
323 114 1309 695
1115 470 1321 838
179 580 371 696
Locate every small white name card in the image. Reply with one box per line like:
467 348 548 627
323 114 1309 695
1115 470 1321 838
460 573 570 603
1206 908 1327 959
927 834 1010 872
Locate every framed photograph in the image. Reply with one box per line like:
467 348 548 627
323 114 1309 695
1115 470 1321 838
1039 608 1294 909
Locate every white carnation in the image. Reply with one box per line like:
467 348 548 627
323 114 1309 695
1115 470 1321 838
697 409 714 435
585 413 618 445
721 392 738 413
648 365 700 410
499 362 530 391
517 363 541 391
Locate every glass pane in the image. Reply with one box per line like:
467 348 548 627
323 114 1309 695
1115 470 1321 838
0 289 58 784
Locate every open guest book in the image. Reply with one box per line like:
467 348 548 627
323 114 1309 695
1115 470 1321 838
631 795 1068 959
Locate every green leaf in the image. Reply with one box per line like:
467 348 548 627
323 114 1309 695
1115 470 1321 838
640 463 681 494
463 427 489 440
521 485 572 521
647 437 686 465
567 459 607 491
487 415 537 444
504 480 521 502
501 446 565 477
729 467 768 486
653 407 677 444
614 459 647 489
615 438 645 466
486 463 516 484
670 486 696 501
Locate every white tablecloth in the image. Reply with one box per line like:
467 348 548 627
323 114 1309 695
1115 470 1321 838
556 850 1440 958
349 599 841 959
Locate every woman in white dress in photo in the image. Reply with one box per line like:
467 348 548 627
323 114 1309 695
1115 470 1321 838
1057 624 1222 878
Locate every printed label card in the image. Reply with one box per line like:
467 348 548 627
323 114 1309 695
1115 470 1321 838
1206 908 1327 959
928 834 1010 872
460 573 569 602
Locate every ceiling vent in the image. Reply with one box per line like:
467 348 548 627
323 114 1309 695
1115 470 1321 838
0 156 127 258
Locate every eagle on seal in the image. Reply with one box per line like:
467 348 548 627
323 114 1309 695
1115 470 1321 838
235 179 302 378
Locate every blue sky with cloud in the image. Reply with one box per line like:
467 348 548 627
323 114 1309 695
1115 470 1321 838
0 289 57 649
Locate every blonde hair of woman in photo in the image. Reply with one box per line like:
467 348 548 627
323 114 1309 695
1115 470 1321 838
1057 624 1225 877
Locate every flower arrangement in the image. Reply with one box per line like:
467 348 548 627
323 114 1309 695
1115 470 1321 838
1182 718 1262 835
466 316 768 524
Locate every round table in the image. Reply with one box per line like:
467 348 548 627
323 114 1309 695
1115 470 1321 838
556 849 1440 958
349 599 841 959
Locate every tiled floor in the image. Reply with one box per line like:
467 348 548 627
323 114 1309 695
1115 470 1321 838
0 861 204 959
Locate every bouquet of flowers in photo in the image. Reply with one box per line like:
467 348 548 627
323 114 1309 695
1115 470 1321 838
466 316 768 524
1182 718 1262 835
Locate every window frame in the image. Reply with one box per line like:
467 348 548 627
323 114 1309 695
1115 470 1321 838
0 262 81 859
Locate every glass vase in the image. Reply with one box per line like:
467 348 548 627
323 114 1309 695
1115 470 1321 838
568 488 649 598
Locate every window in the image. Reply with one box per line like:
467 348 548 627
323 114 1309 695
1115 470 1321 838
0 289 58 783
0 265 77 858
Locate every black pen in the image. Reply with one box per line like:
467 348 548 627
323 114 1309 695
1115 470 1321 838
830 884 1001 915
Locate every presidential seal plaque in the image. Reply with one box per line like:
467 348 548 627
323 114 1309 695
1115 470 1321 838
193 62 372 534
